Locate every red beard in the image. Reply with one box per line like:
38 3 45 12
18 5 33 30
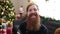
28 13 38 22
26 13 41 31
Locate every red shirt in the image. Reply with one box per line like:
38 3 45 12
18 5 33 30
7 27 12 34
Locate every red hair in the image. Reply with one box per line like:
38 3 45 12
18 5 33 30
26 3 39 12
54 28 60 34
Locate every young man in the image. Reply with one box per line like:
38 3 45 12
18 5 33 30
13 6 25 34
16 6 24 20
19 3 48 34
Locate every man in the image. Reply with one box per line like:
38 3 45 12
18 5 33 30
16 6 24 20
19 3 48 34
14 6 24 27
13 6 25 34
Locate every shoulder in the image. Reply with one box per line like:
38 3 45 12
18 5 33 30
19 22 26 33
20 22 26 26
19 22 26 29
40 24 48 34
41 24 48 30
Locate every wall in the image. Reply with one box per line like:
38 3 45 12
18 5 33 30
10 0 30 14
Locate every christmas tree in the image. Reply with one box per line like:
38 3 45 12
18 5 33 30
0 0 15 22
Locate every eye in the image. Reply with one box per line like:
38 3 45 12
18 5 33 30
34 8 37 11
29 9 32 12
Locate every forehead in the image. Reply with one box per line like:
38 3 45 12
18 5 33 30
28 5 38 9
19 7 23 11
18 7 24 13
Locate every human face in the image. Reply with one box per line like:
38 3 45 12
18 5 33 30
18 7 24 18
27 5 39 21
19 7 24 13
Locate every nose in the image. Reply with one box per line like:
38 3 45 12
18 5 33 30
31 10 35 13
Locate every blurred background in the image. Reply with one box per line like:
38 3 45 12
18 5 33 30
11 0 60 20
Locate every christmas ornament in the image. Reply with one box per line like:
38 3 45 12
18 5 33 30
6 0 9 3
6 6 8 8
1 12 4 15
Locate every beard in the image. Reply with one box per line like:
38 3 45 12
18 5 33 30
26 13 41 31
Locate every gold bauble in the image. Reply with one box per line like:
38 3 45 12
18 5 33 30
11 12 14 16
9 8 11 10
6 1 9 3
8 14 11 16
11 8 14 10
3 8 5 11
7 20 10 23
1 12 4 15
4 0 6 3
6 6 8 8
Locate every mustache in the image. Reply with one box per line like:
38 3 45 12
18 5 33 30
29 13 38 17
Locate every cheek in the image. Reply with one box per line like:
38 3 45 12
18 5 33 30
27 12 31 16
35 11 39 15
